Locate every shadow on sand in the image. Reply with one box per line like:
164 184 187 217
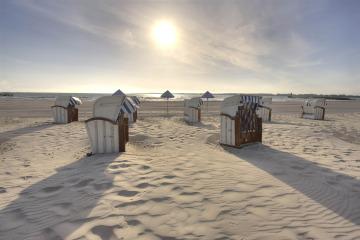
0 122 54 144
224 144 360 225
0 154 119 239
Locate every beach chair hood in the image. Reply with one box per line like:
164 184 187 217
55 96 82 108
221 95 261 117
93 96 127 122
185 97 203 108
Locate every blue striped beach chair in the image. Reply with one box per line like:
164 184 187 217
51 96 82 124
112 91 140 123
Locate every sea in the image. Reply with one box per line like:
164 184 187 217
1 92 358 102
0 92 300 102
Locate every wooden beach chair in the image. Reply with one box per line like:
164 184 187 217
129 96 141 122
85 96 130 153
184 97 203 123
257 97 272 122
112 90 140 123
220 95 262 147
301 98 326 120
51 96 82 124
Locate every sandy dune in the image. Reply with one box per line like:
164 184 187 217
0 99 360 239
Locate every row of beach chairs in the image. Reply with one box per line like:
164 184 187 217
51 94 327 154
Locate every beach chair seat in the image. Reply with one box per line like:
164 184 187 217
301 98 326 120
220 95 262 147
85 96 130 153
184 97 203 123
51 96 81 124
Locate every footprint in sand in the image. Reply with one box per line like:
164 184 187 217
92 182 113 191
0 187 6 193
42 185 63 193
109 163 130 169
118 190 139 197
136 183 154 189
92 225 119 240
164 175 176 179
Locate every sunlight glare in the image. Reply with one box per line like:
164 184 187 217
152 20 177 48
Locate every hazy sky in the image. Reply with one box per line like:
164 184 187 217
1 0 359 94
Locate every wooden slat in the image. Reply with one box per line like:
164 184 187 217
231 119 235 145
105 121 112 153
226 118 231 145
96 120 103 153
113 124 119 152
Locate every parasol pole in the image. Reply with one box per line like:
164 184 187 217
207 97 209 113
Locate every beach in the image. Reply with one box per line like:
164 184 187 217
1 98 360 239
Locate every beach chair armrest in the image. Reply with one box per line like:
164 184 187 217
51 105 68 109
85 117 118 125
220 113 237 120
314 106 325 111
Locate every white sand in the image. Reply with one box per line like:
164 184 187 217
0 99 360 239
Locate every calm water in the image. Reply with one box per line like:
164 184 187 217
0 92 340 102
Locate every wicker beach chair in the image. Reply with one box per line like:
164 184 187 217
51 96 82 124
257 97 272 122
85 96 130 153
112 90 140 123
301 98 326 120
220 95 262 147
184 97 203 123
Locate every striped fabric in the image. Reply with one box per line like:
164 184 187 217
69 97 82 106
130 96 141 105
112 90 139 114
127 97 139 109
120 97 137 114
240 95 261 104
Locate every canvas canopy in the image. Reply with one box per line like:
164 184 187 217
201 91 215 99
112 90 139 113
221 95 262 117
113 89 125 96
55 96 82 108
185 97 203 108
93 96 127 122
161 90 174 99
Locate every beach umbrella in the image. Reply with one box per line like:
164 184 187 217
201 91 215 113
113 89 125 96
160 90 174 116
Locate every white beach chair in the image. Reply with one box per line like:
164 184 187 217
220 95 262 147
184 97 203 123
301 98 326 120
85 96 129 153
257 97 272 122
51 96 82 124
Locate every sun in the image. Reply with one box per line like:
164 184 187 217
152 20 177 48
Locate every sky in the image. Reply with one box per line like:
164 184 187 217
1 0 360 94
